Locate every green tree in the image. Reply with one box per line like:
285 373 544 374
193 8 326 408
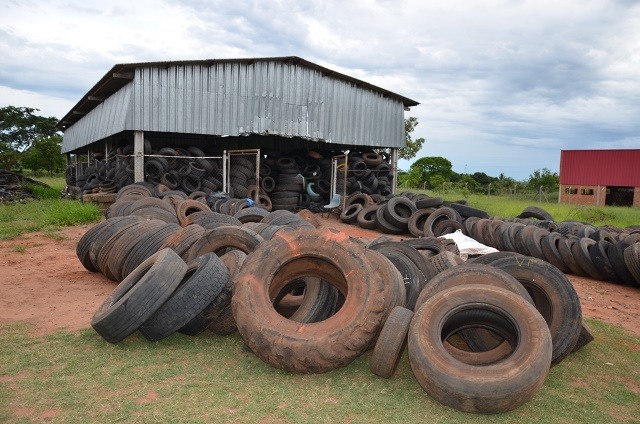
399 117 426 160
410 156 454 188
528 168 559 192
22 135 66 175
0 106 59 169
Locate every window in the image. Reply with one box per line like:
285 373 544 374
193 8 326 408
565 188 578 195
581 188 594 195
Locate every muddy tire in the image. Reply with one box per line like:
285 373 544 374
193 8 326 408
408 284 552 414
232 229 387 373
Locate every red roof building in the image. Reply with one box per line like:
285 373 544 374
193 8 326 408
559 149 640 207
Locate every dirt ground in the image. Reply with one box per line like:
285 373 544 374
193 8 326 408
1 215 639 337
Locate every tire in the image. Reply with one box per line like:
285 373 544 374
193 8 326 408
232 229 387 373
139 253 230 341
428 251 464 274
370 306 413 378
447 202 490 219
179 250 245 336
557 238 588 277
375 205 406 235
571 238 606 280
368 240 438 285
91 249 188 343
176 200 212 226
517 206 554 221
623 243 640 284
370 247 425 311
77 216 143 272
490 256 583 365
540 232 571 274
408 285 552 414
414 264 534 365
340 203 363 224
383 197 417 228
407 209 433 238
356 205 379 230
423 207 459 237
415 197 443 209
186 226 264 261
608 241 639 286
120 223 181 280
589 240 620 283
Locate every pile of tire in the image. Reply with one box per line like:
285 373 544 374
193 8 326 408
336 151 394 197
73 142 225 197
339 191 488 237
464 206 640 287
79 209 592 414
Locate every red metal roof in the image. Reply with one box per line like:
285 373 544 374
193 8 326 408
560 149 640 186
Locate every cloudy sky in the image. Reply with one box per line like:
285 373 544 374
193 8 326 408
1 0 638 180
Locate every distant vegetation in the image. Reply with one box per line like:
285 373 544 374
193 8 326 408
399 156 559 199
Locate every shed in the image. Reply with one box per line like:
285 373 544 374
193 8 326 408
59 57 418 205
559 149 640 207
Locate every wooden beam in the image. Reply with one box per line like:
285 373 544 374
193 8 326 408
113 72 134 80
87 96 105 101
72 111 86 115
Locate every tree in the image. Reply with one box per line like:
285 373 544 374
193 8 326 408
399 117 426 160
409 156 455 189
0 106 59 169
528 168 559 192
22 135 66 175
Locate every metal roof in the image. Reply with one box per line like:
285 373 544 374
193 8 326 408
57 56 418 131
559 149 640 186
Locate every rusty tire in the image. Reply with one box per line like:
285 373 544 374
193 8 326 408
186 226 264 261
232 229 387 373
408 284 552 414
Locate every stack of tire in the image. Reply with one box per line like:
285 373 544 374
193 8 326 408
336 151 394 197
79 209 598 414
464 206 640 287
73 142 225 197
339 191 487 237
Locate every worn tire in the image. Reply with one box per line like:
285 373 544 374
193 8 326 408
490 256 582 365
232 229 387 373
91 249 188 343
370 306 413 378
139 253 229 341
408 284 552 414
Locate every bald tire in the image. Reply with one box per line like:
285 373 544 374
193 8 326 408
408 285 552 414
370 306 414 378
139 253 229 341
232 229 387 373
91 249 188 343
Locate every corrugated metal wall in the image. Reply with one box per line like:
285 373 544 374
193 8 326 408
62 85 133 152
62 61 405 153
559 149 640 186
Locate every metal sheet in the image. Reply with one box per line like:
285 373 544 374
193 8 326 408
62 60 407 153
560 149 640 186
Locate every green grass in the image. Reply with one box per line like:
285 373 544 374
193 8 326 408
0 318 637 423
0 182 101 239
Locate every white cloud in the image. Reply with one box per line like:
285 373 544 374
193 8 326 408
0 0 638 180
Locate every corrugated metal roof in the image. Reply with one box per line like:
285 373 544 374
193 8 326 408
59 57 419 153
559 149 640 186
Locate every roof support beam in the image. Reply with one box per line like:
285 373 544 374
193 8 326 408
134 131 144 183
113 72 134 80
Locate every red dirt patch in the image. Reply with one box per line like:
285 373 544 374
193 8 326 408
0 215 639 337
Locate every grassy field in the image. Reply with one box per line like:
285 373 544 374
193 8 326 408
0 176 101 240
0 318 638 423
1 178 639 421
